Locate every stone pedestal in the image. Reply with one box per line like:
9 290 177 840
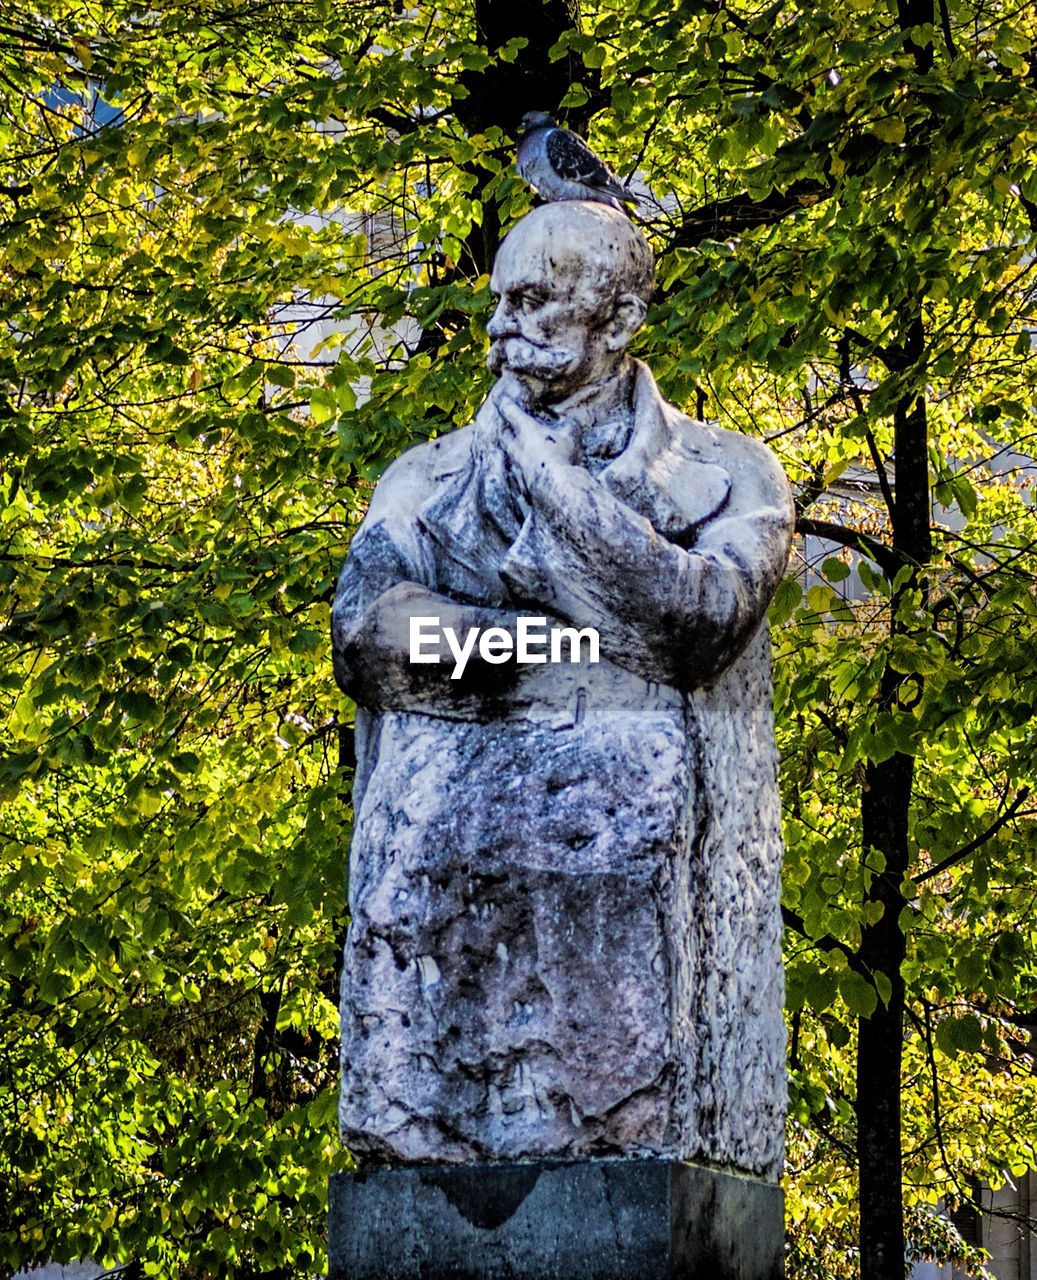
328 1159 783 1280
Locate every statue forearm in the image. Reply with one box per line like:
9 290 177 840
333 579 537 711
500 456 790 690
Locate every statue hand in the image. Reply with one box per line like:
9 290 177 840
496 394 577 495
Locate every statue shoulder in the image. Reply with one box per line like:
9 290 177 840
667 410 793 516
364 426 475 523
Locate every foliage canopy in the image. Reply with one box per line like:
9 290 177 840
2 0 1037 1277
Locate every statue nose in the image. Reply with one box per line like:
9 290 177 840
487 302 515 339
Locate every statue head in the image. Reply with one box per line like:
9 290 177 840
486 201 654 405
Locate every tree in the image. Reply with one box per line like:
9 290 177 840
2 1 1037 1278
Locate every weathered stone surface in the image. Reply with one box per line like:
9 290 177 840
328 1159 785 1280
338 627 785 1174
331 201 794 1176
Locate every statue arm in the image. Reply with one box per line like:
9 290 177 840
498 435 794 690
331 520 529 712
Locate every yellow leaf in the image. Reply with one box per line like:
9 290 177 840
10 689 38 739
73 37 94 70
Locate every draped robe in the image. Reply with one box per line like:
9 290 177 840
331 360 794 1177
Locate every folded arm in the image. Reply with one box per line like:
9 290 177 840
331 521 532 714
496 396 794 690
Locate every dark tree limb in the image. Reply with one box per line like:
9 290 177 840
448 0 589 274
368 106 450 135
863 426 897 524
665 179 832 252
782 905 872 981
796 516 902 577
456 0 591 134
936 0 957 57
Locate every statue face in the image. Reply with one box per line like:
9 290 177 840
486 220 628 404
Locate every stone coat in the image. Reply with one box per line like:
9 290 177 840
331 359 794 1177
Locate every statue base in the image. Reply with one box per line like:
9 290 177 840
327 1158 783 1280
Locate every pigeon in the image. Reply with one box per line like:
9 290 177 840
516 111 637 213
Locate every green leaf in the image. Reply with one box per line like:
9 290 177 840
310 387 337 424
839 971 878 1019
857 558 888 594
289 630 323 656
803 967 839 1012
872 118 906 145
889 639 941 676
769 575 802 625
936 1013 984 1056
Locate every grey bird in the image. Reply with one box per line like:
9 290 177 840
516 111 637 213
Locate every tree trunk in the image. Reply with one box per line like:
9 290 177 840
857 313 931 1280
455 0 587 274
855 2 935 1269
459 0 587 134
857 749 913 1280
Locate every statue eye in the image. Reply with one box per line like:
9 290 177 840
511 290 545 312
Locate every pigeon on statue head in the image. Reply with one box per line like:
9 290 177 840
516 111 638 214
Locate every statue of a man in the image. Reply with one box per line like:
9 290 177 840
332 201 794 1178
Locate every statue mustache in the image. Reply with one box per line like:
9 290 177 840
487 337 579 379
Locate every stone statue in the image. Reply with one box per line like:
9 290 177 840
331 202 794 1186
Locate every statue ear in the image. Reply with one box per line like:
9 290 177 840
604 292 647 350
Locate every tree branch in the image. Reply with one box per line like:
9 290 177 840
457 0 591 133
936 0 957 57
782 904 871 980
665 179 832 252
914 788 1033 884
796 516 902 577
863 426 897 524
